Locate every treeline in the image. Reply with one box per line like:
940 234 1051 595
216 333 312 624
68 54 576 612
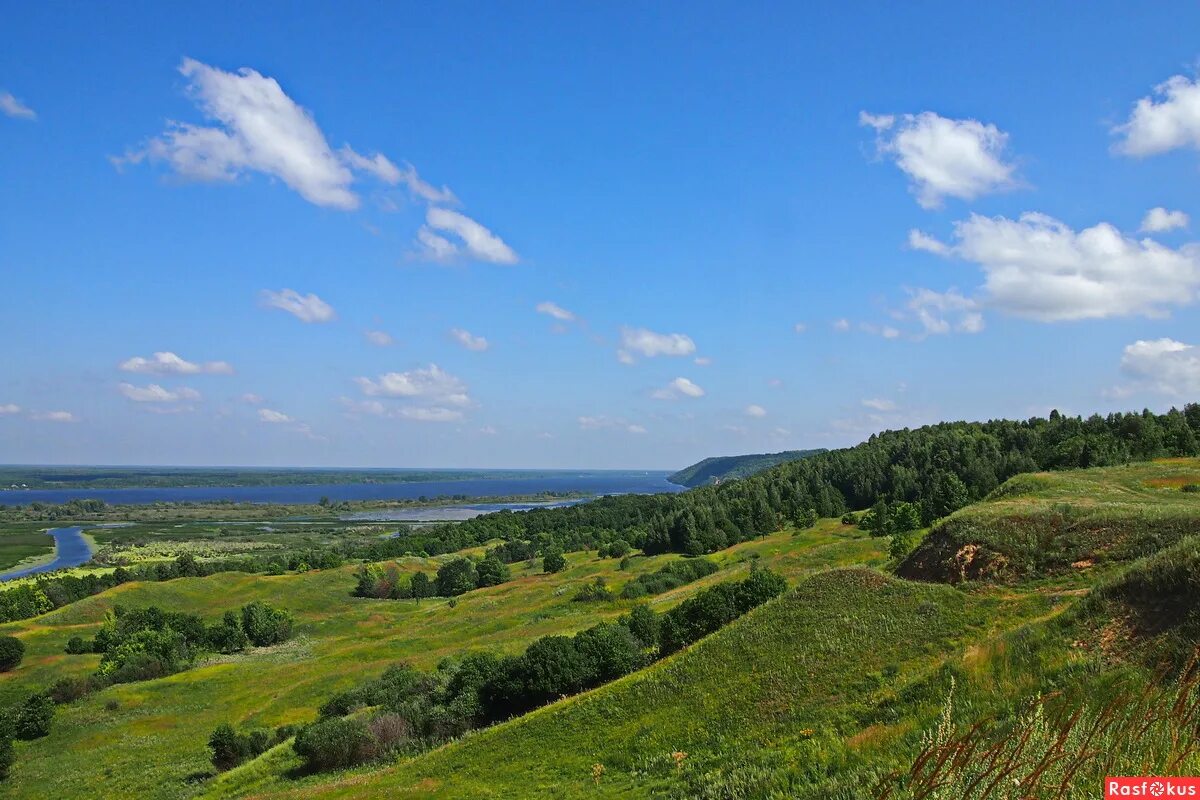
353 554 511 600
258 568 787 774
0 550 341 625
350 406 1200 561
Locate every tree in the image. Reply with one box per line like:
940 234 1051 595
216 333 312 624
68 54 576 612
293 717 375 772
209 722 249 771
13 693 54 740
475 556 510 588
0 636 25 671
891 501 921 534
410 571 432 600
625 604 659 649
863 500 892 538
240 602 293 647
435 558 478 597
542 548 567 574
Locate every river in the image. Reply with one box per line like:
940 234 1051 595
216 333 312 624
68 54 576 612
0 526 94 581
0 471 684 506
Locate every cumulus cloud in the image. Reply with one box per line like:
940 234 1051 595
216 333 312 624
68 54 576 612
907 229 951 255
416 208 518 265
651 377 706 400
922 212 1200 322
0 92 36 120
862 111 1018 208
119 351 234 375
1141 207 1190 233
261 288 337 323
536 301 576 322
118 383 202 403
907 288 984 335
793 323 807 334
618 327 696 362
744 404 767 418
32 411 77 423
355 364 471 408
0 404 21 415
862 398 896 411
258 408 293 423
450 328 489 352
119 59 362 209
364 330 394 346
1117 338 1200 397
578 416 647 434
1113 73 1200 157
860 322 904 339
832 319 850 332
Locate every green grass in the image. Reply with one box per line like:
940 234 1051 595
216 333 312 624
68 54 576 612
0 520 887 799
0 524 56 572
900 458 1200 584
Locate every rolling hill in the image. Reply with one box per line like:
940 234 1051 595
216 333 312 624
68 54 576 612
667 449 826 487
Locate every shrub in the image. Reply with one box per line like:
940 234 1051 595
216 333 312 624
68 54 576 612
209 722 279 771
1182 484 1200 493
475 556 510 588
206 610 249 653
240 601 293 647
0 736 11 781
48 676 94 705
573 577 613 602
620 558 718 599
0 637 24 671
293 716 376 772
13 693 54 740
65 636 90 655
543 548 566 574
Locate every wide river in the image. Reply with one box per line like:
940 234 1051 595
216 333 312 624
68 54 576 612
0 471 685 506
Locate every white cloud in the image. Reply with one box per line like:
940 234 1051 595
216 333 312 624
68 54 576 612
417 208 518 265
0 92 36 120
118 383 202 403
744 404 767 418
398 406 464 423
1141 207 1190 233
1117 338 1200 397
578 415 647 434
832 319 850 332
925 212 1200 322
396 163 457 205
907 288 984 336
262 288 337 323
32 411 77 423
619 327 696 360
450 328 489 351
479 425 497 435
119 351 234 375
338 146 402 184
365 330 394 347
0 404 21 415
860 322 904 339
536 301 576 322
121 58 360 209
907 229 951 255
793 322 807 334
694 356 712 366
355 364 470 407
1113 73 1200 157
862 111 1018 208
258 408 293 423
862 398 896 411
652 377 705 400
240 393 263 405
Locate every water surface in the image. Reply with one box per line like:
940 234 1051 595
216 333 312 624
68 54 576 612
0 527 94 581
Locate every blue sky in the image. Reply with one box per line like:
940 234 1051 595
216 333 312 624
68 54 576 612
3 2 1200 469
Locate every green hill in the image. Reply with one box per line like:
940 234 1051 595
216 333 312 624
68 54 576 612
667 449 825 487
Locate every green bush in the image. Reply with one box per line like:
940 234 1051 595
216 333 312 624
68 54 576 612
0 636 24 671
542 548 566 574
13 693 54 740
572 577 613 602
240 601 293 647
293 716 376 772
620 558 718 599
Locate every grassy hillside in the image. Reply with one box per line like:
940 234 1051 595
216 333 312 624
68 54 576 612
667 449 825 487
233 569 1052 799
0 521 886 799
899 458 1200 584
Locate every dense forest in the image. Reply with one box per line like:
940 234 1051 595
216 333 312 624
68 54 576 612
667 448 826 487
366 406 1200 561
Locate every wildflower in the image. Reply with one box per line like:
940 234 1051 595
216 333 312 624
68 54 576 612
671 751 687 770
592 763 604 785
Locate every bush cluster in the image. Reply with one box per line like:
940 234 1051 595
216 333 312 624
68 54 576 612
619 558 718 599
353 555 512 601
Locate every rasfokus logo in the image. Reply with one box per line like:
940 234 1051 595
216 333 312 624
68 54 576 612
1107 777 1200 797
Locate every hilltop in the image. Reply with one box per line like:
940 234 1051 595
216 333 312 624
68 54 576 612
667 449 826 487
